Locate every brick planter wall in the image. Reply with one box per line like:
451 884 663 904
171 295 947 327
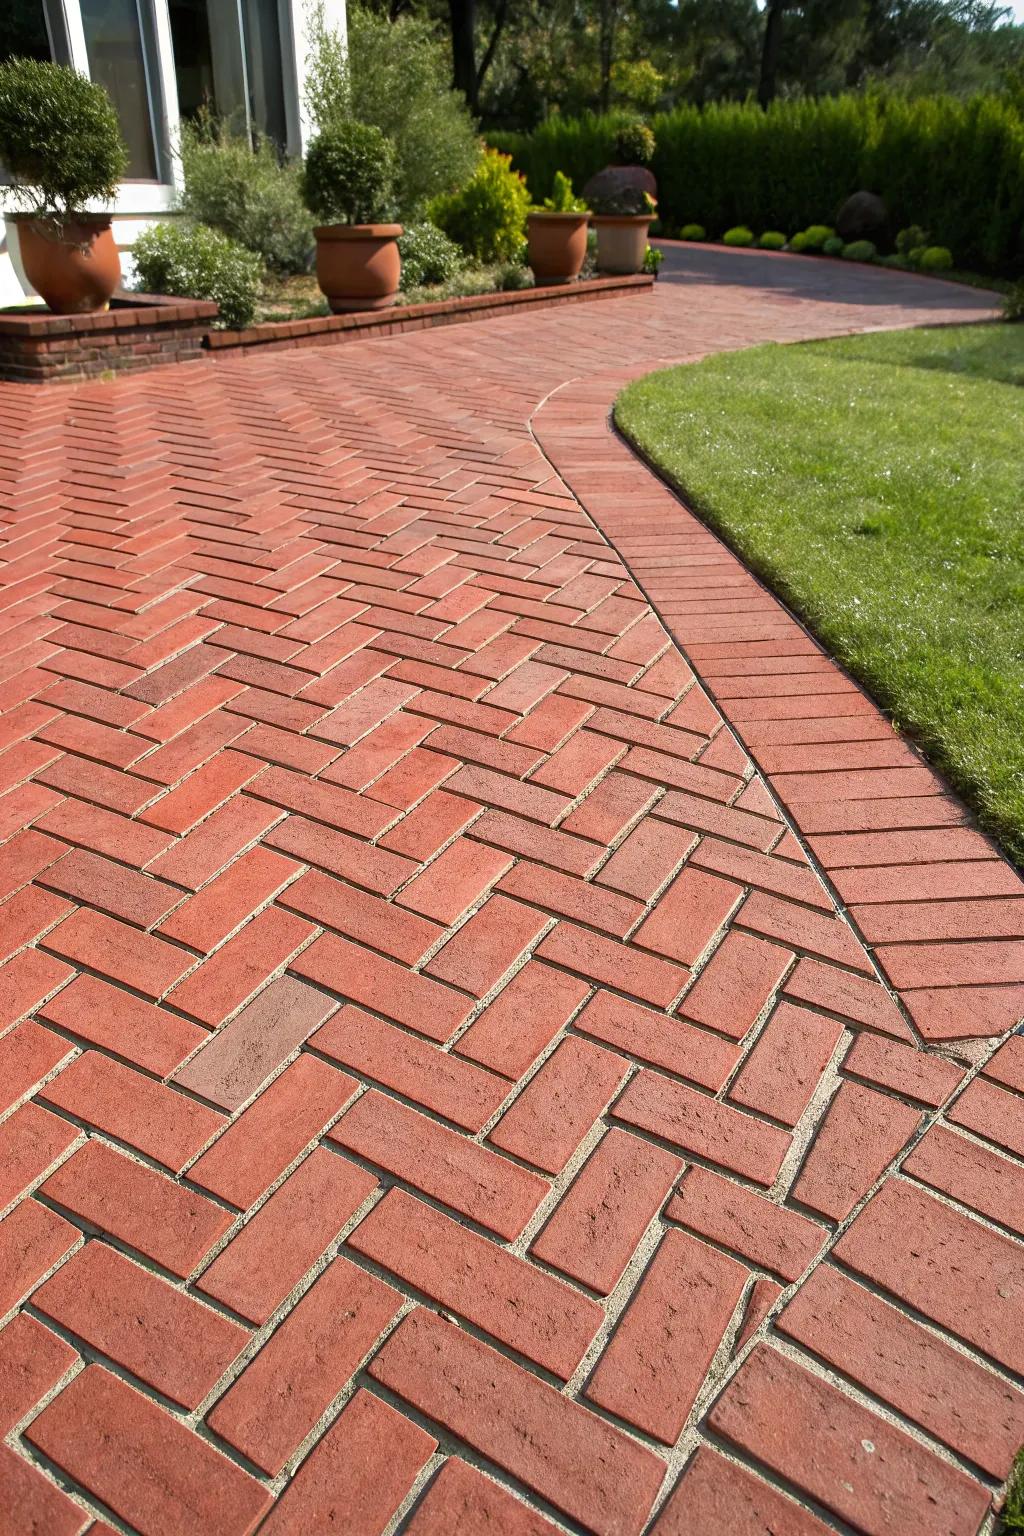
205 274 655 357
0 293 218 383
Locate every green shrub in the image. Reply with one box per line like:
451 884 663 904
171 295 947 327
789 232 809 252
896 224 930 255
919 245 953 271
179 117 312 274
539 172 587 213
801 225 835 251
758 231 787 250
679 223 706 241
723 226 754 247
398 222 463 290
842 239 877 261
132 221 261 330
0 58 126 218
823 236 846 256
429 148 530 262
643 244 664 274
305 2 478 218
497 261 533 291
612 121 655 166
303 120 395 226
496 94 1024 276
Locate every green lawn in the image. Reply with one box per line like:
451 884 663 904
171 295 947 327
614 324 1024 865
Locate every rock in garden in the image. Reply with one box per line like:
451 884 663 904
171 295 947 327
835 191 888 243
583 164 658 207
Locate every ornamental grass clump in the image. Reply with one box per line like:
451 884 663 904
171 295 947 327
179 115 312 274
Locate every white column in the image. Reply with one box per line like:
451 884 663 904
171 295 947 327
57 0 90 73
149 0 185 193
284 0 346 157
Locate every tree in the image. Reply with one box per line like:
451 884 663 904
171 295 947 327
758 0 789 104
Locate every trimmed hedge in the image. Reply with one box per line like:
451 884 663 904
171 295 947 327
489 93 1024 274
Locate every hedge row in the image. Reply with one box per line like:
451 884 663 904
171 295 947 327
489 93 1024 274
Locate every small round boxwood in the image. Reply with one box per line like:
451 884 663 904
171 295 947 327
679 223 706 241
842 239 877 262
800 224 836 251
723 226 754 247
0 58 126 218
303 120 396 226
758 231 786 250
398 222 463 290
611 121 655 166
919 245 953 272
132 221 262 330
823 236 845 256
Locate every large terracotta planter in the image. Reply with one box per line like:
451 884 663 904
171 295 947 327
592 215 652 276
526 211 589 286
14 214 121 315
314 223 403 313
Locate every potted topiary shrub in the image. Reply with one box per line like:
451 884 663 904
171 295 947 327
302 120 402 312
526 173 589 286
590 187 656 276
0 59 127 314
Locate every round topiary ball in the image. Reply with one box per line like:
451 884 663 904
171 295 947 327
758 231 786 250
723 226 754 247
841 239 877 262
0 58 127 217
919 246 953 272
679 223 706 241
303 120 396 227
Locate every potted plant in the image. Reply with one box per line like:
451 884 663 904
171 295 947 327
526 172 589 286
302 120 402 313
590 188 657 276
0 59 127 315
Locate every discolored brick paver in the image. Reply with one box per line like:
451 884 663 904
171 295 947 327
0 245 1020 1534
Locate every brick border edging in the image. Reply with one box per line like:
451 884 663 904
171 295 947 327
204 274 655 354
531 366 1024 1048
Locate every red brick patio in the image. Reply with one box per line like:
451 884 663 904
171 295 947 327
1 245 1021 1536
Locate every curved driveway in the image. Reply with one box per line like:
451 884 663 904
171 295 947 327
0 247 1020 1536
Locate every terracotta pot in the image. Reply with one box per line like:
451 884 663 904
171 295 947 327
14 214 121 314
314 224 403 313
592 215 652 276
526 211 589 286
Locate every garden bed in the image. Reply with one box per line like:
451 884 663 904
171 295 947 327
204 273 653 355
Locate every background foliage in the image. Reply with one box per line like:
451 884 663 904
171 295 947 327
490 91 1024 272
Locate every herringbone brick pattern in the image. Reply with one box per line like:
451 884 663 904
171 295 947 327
0 249 1020 1536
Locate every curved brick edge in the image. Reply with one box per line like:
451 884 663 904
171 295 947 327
532 371 1024 1049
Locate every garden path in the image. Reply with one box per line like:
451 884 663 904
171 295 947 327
1 244 1021 1536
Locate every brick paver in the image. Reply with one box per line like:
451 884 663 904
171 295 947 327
0 245 1020 1534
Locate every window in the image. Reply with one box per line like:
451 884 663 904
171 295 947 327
168 0 247 128
168 0 289 146
79 0 160 179
242 0 287 148
1 0 70 65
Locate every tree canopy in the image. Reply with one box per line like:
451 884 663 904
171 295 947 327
362 0 1024 127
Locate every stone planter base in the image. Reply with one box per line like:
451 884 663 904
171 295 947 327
0 293 218 383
